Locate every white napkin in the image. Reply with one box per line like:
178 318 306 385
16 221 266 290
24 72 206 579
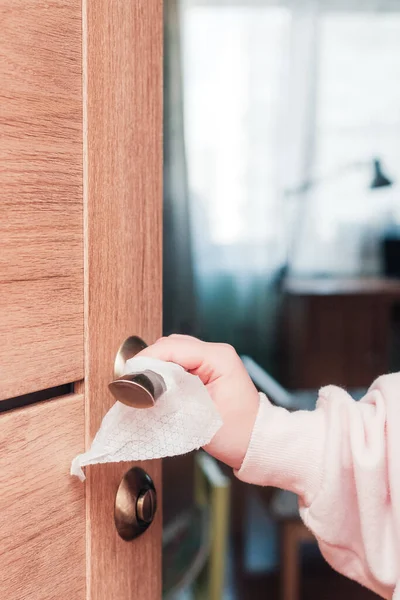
71 357 223 481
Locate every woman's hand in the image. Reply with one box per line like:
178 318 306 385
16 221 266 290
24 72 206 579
138 335 260 470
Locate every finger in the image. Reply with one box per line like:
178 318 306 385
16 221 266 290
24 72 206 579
167 333 203 343
138 336 208 373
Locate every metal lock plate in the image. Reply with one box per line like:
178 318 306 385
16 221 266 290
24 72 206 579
114 467 157 541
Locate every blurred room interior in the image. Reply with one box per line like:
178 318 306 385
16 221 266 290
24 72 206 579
161 0 400 598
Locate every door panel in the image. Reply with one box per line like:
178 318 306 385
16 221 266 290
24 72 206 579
85 2 163 598
0 394 85 600
0 0 84 400
0 0 162 597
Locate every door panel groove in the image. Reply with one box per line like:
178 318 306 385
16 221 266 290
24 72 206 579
0 382 74 413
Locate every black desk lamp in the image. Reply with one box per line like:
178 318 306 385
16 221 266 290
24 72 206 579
281 157 395 280
285 157 393 197
370 158 393 189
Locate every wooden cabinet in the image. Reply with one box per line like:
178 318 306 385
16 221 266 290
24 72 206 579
281 278 400 390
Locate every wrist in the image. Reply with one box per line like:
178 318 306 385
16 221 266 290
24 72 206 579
204 389 260 471
236 395 326 506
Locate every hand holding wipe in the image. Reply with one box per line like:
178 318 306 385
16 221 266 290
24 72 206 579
71 356 223 481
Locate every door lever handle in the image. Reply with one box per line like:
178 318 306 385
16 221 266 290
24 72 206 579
108 336 166 409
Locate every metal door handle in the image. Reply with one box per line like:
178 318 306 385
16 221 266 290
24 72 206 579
108 336 166 408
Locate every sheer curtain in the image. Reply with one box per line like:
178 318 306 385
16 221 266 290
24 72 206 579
292 5 400 275
182 1 291 367
174 0 400 367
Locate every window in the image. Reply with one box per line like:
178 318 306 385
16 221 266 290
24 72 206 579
296 11 400 274
182 1 290 272
182 1 400 276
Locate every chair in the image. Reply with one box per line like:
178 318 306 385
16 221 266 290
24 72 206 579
232 355 317 600
163 452 230 600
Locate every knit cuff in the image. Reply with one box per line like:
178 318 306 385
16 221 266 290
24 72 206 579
235 393 326 506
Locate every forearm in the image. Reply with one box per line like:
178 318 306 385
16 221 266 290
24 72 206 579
236 375 400 598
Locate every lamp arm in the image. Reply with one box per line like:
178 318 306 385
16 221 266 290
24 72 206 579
284 159 371 197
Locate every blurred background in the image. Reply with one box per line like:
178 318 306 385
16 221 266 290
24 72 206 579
162 1 400 598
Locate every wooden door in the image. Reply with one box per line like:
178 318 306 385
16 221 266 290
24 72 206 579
0 1 163 599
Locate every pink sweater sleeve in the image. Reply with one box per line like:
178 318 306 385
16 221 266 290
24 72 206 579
236 374 400 599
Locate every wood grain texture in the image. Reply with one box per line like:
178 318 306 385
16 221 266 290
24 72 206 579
282 289 399 389
84 1 163 598
0 0 84 400
0 394 85 600
285 277 400 297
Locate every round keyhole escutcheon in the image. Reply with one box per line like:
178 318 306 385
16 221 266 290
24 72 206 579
114 467 157 541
